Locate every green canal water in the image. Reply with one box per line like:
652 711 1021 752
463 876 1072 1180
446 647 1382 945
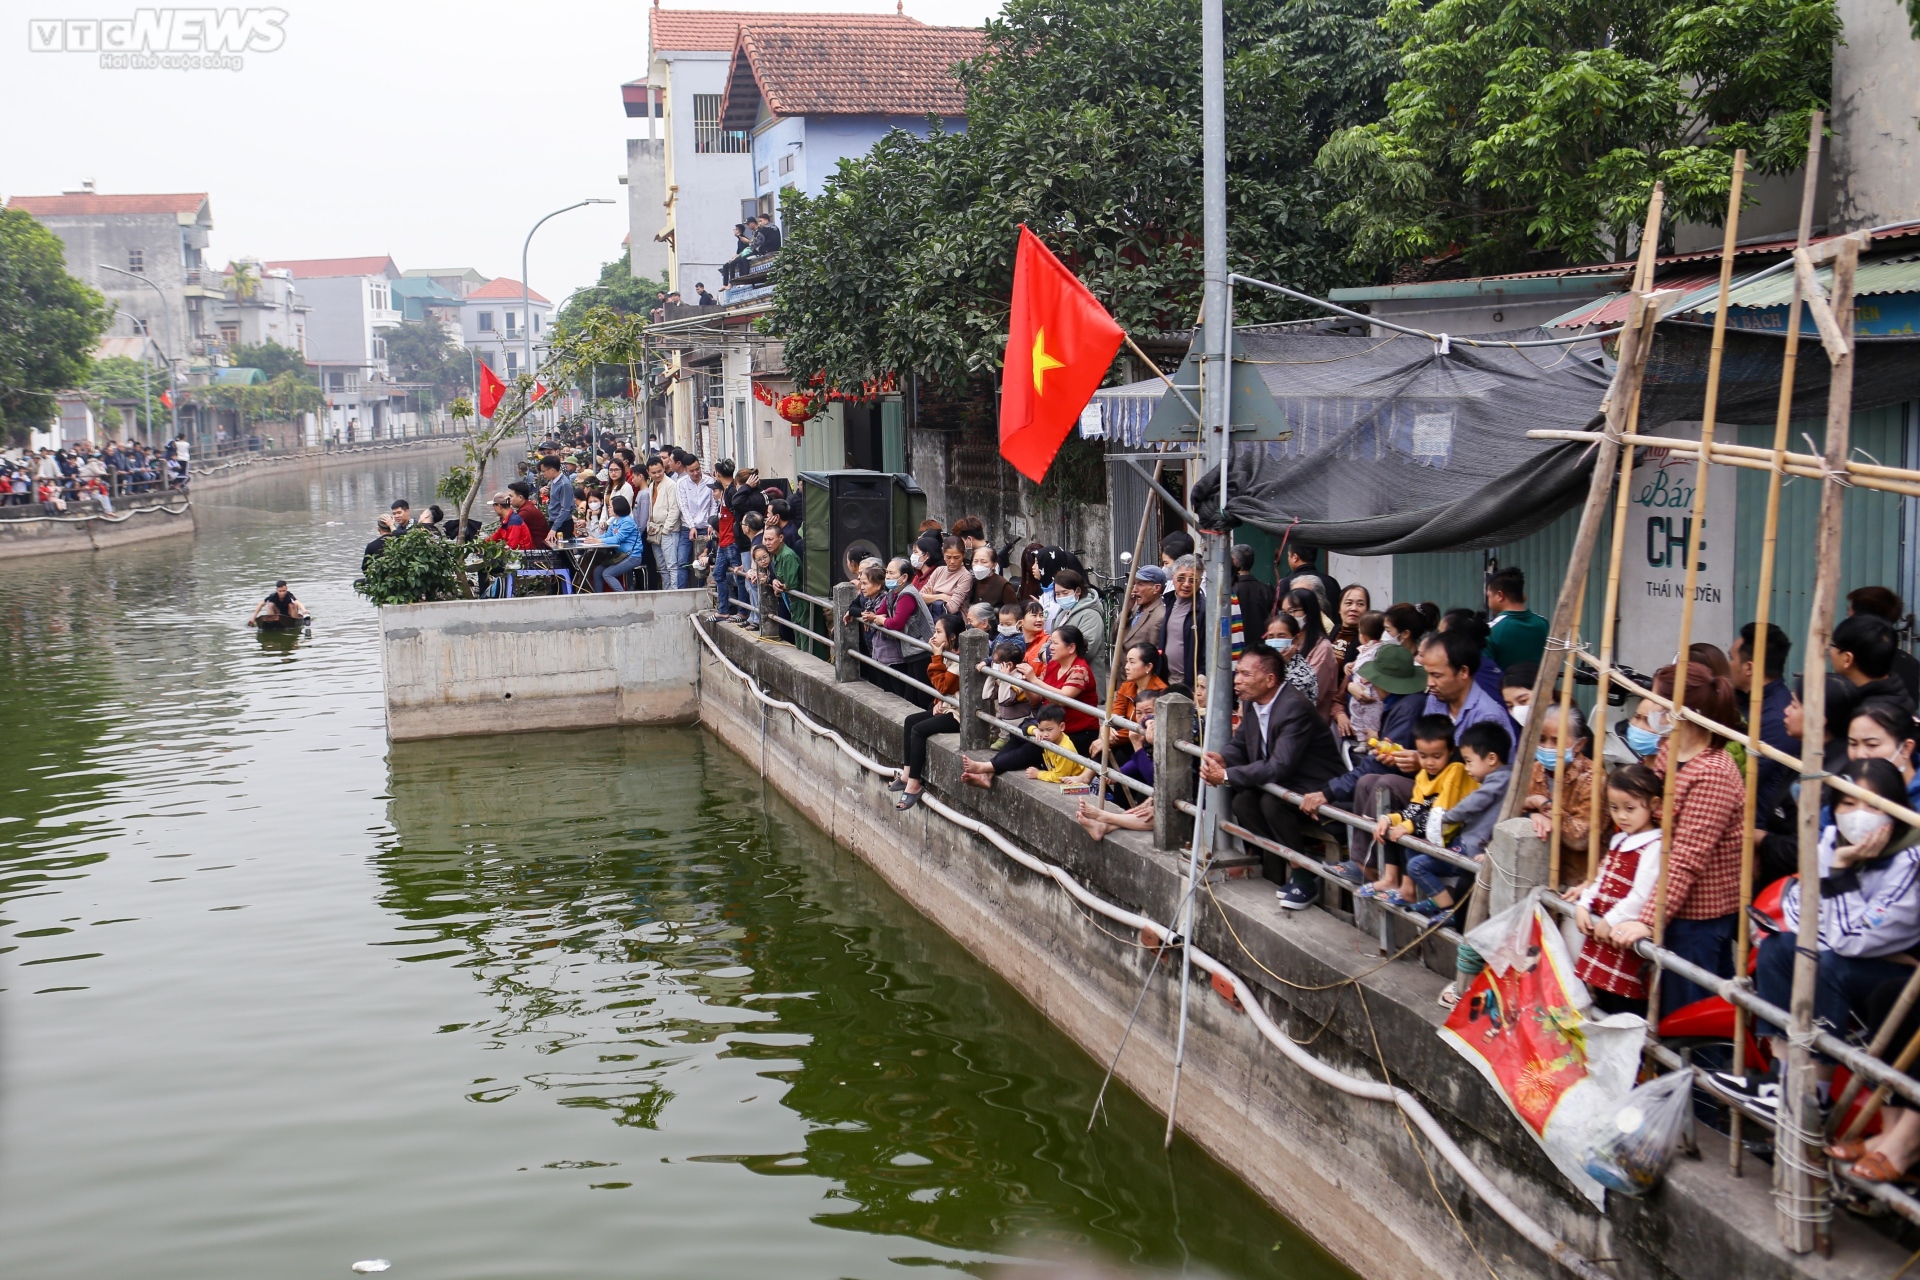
0 459 1348 1280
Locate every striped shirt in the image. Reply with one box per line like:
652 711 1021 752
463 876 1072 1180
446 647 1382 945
1639 744 1747 926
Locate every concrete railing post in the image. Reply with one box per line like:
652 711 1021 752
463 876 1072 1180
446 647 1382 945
1485 817 1549 918
957 628 991 750
1154 693 1195 851
832 582 860 683
759 586 782 641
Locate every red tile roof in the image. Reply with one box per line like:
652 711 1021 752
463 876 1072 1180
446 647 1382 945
263 256 399 280
466 277 551 304
721 23 983 127
9 192 209 218
649 8 920 54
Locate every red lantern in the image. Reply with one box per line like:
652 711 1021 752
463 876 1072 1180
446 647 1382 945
775 390 821 439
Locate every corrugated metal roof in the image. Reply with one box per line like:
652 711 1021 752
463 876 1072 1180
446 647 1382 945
1688 254 1920 312
1542 273 1722 328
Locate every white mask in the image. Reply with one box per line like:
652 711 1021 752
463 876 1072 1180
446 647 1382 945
1509 702 1529 727
1382 628 1400 646
910 551 925 568
1837 808 1893 846
971 565 990 580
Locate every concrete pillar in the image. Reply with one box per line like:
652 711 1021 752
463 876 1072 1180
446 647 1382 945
957 628 991 749
759 586 782 641
832 581 859 683
1154 693 1195 851
1485 817 1549 917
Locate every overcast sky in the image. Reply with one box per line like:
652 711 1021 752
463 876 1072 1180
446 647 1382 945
2 0 1001 304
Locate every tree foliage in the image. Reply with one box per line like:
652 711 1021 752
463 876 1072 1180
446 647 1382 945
0 208 111 445
183 372 324 422
381 317 469 404
1315 0 1841 273
771 0 1399 392
229 341 312 383
555 248 666 332
355 527 471 605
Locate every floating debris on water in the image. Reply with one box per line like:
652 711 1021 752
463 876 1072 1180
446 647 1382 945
351 1261 391 1273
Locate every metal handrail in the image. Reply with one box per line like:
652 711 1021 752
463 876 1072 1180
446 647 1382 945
971 662 1136 734
788 588 833 610
1169 738 1482 876
845 645 946 701
1175 799 1465 943
974 712 1154 797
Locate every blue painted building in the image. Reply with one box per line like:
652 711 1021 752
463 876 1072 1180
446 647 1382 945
718 22 985 221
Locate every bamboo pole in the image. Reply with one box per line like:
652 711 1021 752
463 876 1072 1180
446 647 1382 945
1588 434 1637 881
1836 962 1920 1140
1096 454 1164 810
1520 431 1920 498
1547 594 1583 889
1778 228 1865 1255
1466 185 1666 953
1732 113 1824 1177
1647 154 1745 1020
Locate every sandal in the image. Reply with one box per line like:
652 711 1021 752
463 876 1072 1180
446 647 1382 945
886 776 907 792
1848 1151 1918 1185
1328 861 1367 887
1827 1140 1871 1163
896 791 924 811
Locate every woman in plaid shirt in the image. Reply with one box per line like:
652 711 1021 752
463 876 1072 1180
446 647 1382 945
1606 663 1747 1017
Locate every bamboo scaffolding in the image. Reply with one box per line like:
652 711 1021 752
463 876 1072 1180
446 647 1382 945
1647 155 1745 1025
1588 437 1637 881
1731 112 1824 1178
1779 227 1868 1254
1546 595 1583 889
1521 430 1920 498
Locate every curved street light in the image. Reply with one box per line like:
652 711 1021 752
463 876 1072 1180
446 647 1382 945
522 199 615 449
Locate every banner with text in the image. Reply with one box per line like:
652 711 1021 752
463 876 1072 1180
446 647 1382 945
1616 422 1737 679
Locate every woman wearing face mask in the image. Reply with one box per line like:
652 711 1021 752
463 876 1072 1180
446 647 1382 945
1382 602 1426 655
1847 700 1920 808
968 544 1016 610
1518 702 1595 866
1604 663 1746 1018
859 557 936 710
1264 613 1320 707
1748 758 1920 1144
1281 588 1341 723
908 532 942 592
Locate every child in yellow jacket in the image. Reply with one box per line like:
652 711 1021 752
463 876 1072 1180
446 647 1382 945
1364 713 1477 903
1023 705 1087 784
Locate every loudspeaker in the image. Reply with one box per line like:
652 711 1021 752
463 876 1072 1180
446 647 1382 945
799 470 925 593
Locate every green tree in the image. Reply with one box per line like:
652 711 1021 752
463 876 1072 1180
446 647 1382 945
381 317 469 404
554 248 667 332
771 0 1399 393
228 341 313 382
0 208 111 446
1315 0 1841 274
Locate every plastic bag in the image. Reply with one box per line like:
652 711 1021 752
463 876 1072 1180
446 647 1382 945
1583 1070 1692 1196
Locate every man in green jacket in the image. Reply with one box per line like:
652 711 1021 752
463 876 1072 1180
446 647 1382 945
764 523 803 642
1484 567 1548 671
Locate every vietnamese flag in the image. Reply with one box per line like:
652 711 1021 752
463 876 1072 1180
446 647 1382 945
159 388 173 410
998 225 1124 483
531 381 549 404
478 363 507 418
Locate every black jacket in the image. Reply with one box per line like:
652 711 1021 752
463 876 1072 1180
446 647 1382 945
727 482 769 549
1232 573 1275 632
1221 683 1345 795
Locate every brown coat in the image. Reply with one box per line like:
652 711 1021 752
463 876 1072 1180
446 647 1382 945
1527 755 1594 856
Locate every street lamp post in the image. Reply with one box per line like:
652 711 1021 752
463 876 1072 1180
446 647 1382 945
522 198 614 451
98 262 179 445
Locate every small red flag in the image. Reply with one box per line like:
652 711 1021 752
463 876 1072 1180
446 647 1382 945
998 225 1124 483
531 381 549 404
478 363 507 418
160 388 174 410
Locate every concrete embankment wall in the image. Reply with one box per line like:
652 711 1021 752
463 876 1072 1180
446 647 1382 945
0 489 194 558
695 621 1903 1280
0 438 466 561
378 589 705 742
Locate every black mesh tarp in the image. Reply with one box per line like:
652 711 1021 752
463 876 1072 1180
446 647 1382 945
1090 326 1920 555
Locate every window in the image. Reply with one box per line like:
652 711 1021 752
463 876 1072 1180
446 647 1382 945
692 94 750 154
372 336 387 361
477 311 494 332
778 152 794 176
127 247 145 274
328 371 346 391
533 313 541 333
505 311 518 336
506 352 519 375
218 322 239 348
757 166 771 187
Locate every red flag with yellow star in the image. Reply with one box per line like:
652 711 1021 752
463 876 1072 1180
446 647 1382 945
998 226 1124 483
478 362 507 419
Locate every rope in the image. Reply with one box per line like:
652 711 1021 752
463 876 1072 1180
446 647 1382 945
689 613 1613 1280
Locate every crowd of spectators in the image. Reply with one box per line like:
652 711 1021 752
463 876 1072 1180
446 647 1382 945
1 436 190 510
828 529 1920 1186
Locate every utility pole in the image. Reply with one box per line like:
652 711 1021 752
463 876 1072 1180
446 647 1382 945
99 262 179 445
522 198 615 454
1163 0 1233 1146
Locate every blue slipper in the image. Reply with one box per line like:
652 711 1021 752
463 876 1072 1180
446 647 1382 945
1328 860 1368 887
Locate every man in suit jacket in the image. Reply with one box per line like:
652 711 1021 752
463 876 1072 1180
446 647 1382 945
1200 645 1345 905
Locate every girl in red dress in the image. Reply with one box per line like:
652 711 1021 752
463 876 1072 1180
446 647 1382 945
1564 763 1664 1017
